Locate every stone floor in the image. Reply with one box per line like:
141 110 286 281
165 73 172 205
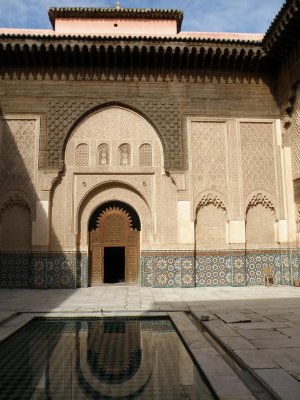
1 285 300 399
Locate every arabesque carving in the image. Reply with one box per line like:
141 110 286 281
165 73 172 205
0 119 37 204
191 121 228 202
240 122 277 199
47 100 181 169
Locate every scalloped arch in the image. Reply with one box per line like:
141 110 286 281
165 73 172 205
194 190 227 220
245 190 277 219
78 182 152 246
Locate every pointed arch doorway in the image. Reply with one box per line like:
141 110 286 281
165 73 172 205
88 201 141 286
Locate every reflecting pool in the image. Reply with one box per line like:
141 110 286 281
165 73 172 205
0 317 214 399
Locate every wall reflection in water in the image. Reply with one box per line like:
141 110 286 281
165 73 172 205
0 318 214 399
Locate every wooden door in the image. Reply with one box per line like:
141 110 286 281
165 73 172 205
89 206 140 285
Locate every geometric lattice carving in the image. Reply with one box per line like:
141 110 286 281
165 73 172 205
119 143 131 166
0 119 36 202
104 215 125 244
240 122 276 199
91 245 102 285
127 246 138 283
191 121 228 200
75 143 89 166
246 193 276 215
98 143 110 165
48 99 182 169
139 143 152 166
196 194 227 214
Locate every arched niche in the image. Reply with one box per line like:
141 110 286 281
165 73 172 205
64 105 164 168
194 192 228 250
245 192 277 247
78 182 152 247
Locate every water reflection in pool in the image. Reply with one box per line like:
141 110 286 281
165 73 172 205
0 318 214 399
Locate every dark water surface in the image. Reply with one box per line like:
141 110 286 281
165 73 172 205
0 317 214 399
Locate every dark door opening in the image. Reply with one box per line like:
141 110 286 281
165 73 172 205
104 247 125 283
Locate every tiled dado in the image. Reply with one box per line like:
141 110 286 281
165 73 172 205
141 249 300 288
0 252 88 289
0 249 299 289
0 253 31 288
141 251 195 288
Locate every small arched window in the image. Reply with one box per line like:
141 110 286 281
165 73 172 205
119 143 131 166
139 143 152 166
75 143 89 166
98 143 110 166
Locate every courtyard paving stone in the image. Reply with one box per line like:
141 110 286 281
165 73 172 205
233 350 278 369
254 369 300 400
219 336 257 350
236 329 287 340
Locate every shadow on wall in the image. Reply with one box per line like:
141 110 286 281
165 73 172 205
0 107 85 289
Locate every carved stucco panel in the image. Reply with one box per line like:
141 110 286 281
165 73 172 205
240 122 277 201
0 118 38 208
50 177 66 249
64 106 163 169
48 99 181 169
190 121 228 207
161 174 178 245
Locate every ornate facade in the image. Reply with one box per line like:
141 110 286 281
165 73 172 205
0 1 300 288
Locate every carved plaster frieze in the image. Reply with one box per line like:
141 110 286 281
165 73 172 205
74 174 152 213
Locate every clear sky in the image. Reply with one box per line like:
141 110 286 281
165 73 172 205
0 0 285 33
